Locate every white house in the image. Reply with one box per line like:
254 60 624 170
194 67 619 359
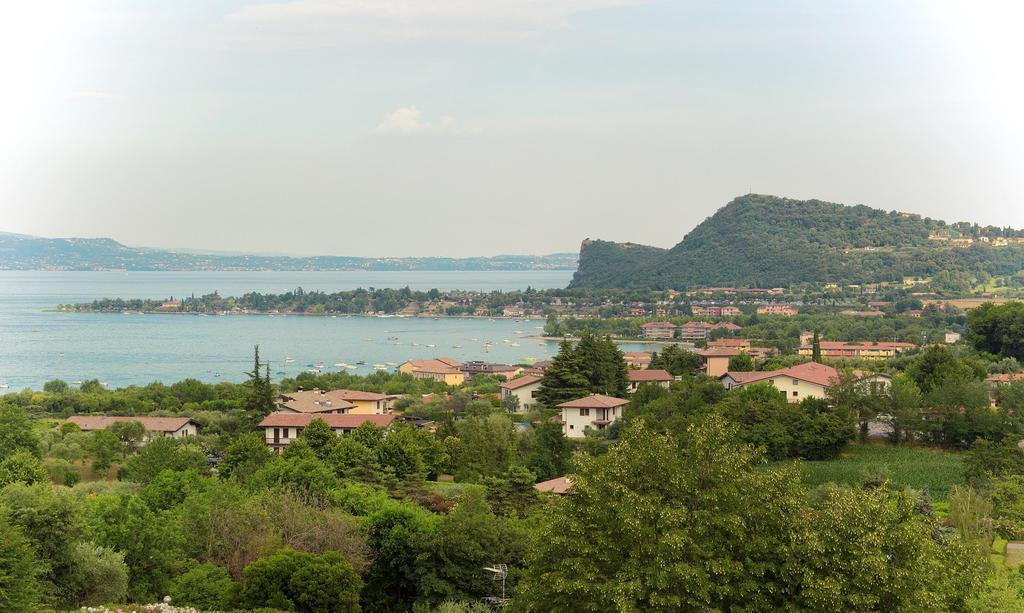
499 375 543 412
64 416 199 439
557 394 629 439
719 362 840 403
258 412 395 452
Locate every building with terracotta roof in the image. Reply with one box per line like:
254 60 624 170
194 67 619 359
627 369 674 392
499 375 543 413
277 390 357 415
640 321 677 339
623 351 653 369
797 341 915 360
534 475 573 495
707 339 751 349
64 415 198 439
258 412 396 452
557 394 629 438
696 347 744 377
398 357 466 385
719 361 840 402
678 321 716 341
756 304 798 316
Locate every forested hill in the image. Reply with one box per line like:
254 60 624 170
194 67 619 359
0 232 577 271
570 194 1024 289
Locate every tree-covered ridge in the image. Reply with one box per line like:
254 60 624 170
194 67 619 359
0 232 577 271
570 194 1024 289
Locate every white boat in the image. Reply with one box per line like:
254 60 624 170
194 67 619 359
372 364 388 370
452 345 462 349
510 342 520 347
386 362 398 367
0 383 9 389
426 343 436 348
335 363 349 368
345 365 358 370
284 357 295 363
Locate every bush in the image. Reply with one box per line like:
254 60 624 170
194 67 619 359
241 549 361 612
66 541 129 607
169 562 238 610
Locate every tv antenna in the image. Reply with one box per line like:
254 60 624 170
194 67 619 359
483 564 510 607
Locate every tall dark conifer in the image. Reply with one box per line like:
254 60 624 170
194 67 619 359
812 331 822 364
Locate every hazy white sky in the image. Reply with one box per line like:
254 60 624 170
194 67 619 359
1 1 1022 257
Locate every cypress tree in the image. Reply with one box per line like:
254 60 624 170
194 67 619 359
812 332 822 364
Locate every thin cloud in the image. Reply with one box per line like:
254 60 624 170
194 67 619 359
374 107 479 136
224 0 643 44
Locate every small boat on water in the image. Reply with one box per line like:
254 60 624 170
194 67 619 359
372 364 388 370
356 360 366 365
285 357 295 363
0 383 9 389
426 343 436 348
452 344 462 349
386 362 398 367
510 342 520 347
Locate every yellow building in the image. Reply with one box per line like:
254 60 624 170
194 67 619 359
797 341 915 360
399 357 466 386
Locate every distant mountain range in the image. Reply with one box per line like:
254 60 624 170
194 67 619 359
0 232 577 272
570 194 1024 289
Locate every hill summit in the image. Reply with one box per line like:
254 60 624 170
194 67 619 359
569 194 1024 289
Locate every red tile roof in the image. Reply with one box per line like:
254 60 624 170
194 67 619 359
278 390 357 413
641 321 676 328
697 348 744 357
258 412 395 429
534 475 573 494
708 339 751 348
65 415 196 433
987 373 1024 383
627 369 673 382
331 389 390 401
557 394 629 409
721 361 840 388
500 375 543 390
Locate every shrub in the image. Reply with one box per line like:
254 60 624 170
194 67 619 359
169 562 238 610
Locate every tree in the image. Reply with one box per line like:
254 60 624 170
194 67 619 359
108 420 147 457
43 379 69 394
887 374 925 443
526 421 570 482
0 484 83 606
517 417 806 611
121 436 208 484
811 331 822 363
0 450 49 487
536 341 590 407
170 563 239 611
241 549 361 612
0 405 40 460
797 485 984 611
728 353 755 372
362 501 438 611
245 345 276 417
418 489 528 604
65 542 129 607
219 432 273 481
649 344 702 377
0 512 39 612
88 429 121 473
966 301 1024 361
85 493 183 602
964 438 1024 486
906 345 980 394
299 418 339 461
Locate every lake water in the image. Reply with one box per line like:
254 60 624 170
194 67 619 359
0 270 650 390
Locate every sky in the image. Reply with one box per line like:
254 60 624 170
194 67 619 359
1 0 1022 257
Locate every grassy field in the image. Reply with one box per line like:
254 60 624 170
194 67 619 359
795 443 965 501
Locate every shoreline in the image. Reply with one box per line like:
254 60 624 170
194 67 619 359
49 308 548 322
524 334 692 346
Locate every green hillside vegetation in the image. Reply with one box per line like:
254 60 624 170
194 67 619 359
570 194 1024 289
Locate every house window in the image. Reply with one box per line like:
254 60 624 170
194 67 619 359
792 379 799 385
792 391 798 397
580 408 590 416
569 425 574 430
283 428 289 439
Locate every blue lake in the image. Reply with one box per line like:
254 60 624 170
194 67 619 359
0 270 652 390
